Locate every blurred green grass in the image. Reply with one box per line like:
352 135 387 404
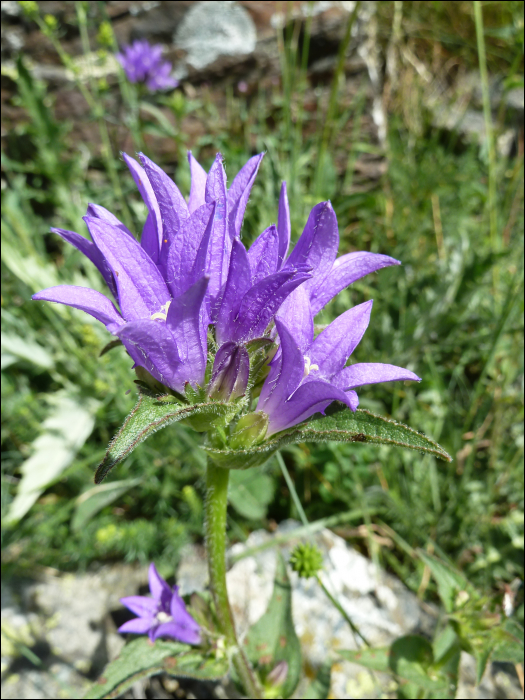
1 1 523 614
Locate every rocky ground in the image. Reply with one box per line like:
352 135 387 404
2 522 523 699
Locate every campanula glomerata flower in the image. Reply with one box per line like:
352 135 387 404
32 152 266 395
116 39 178 92
33 147 420 439
119 563 200 644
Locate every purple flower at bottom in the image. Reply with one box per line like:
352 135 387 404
118 563 201 644
116 39 178 92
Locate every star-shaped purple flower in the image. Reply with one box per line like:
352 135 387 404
118 563 201 644
116 39 178 92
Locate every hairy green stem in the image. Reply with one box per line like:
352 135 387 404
205 460 263 698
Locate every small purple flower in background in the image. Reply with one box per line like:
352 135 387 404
118 563 201 644
237 80 248 93
116 39 178 92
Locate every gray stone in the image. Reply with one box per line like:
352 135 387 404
174 1 257 71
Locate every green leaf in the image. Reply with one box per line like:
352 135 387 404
5 393 99 523
95 391 232 483
431 625 461 699
85 637 227 699
492 619 525 664
71 478 142 532
228 469 275 520
417 550 470 613
244 553 301 698
302 661 332 699
339 635 455 696
206 404 452 470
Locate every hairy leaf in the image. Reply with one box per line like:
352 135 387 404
206 404 452 470
85 637 227 699
95 391 232 483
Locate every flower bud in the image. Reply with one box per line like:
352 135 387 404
229 412 268 449
289 542 324 579
266 660 288 688
209 342 249 401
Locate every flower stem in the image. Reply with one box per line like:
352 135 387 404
205 460 263 698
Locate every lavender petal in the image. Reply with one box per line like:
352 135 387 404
310 252 401 314
32 286 123 332
309 300 373 379
227 152 264 240
84 216 170 321
285 201 338 296
231 265 312 343
247 224 279 285
51 227 117 298
215 239 251 346
266 380 354 436
188 152 207 213
333 363 421 390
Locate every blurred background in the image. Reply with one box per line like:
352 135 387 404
1 1 523 697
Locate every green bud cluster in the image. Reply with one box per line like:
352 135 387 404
18 1 39 19
96 20 114 48
289 542 324 579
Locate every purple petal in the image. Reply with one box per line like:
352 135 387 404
51 227 117 298
286 202 339 296
166 202 215 299
277 182 291 266
138 153 189 264
227 153 264 239
32 286 124 332
275 285 314 354
231 265 312 343
205 155 230 311
310 252 401 315
148 563 170 603
85 203 134 239
188 152 207 213
259 318 304 414
266 380 355 436
346 390 359 410
116 320 183 392
166 277 209 386
333 363 421 390
215 239 251 346
84 216 170 321
141 212 159 264
205 153 227 203
152 619 201 645
122 153 163 249
247 224 280 285
120 594 158 618
169 594 201 642
309 300 373 379
209 342 250 401
118 617 155 635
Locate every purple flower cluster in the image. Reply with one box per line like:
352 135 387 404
33 150 419 439
119 563 200 644
116 39 178 92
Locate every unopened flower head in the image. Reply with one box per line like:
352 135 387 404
116 39 178 92
118 563 200 644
